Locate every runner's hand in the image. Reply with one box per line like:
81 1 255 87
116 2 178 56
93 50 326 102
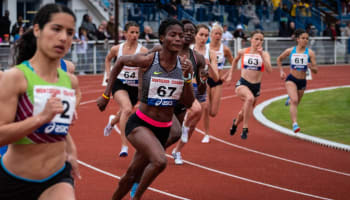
96 96 109 111
38 93 63 124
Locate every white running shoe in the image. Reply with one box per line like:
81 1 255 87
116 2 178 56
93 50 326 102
201 135 210 143
119 145 128 157
104 115 116 136
174 152 183 165
181 125 189 143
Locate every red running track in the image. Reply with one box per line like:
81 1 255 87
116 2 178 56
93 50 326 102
71 65 350 200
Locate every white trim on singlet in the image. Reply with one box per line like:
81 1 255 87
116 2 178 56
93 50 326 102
117 42 142 57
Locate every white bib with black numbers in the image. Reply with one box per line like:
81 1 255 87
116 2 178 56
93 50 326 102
243 54 263 71
147 77 184 107
33 85 76 135
291 53 308 71
117 66 139 86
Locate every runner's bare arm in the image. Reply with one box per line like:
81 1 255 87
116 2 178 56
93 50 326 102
105 45 119 78
308 49 318 74
0 69 61 145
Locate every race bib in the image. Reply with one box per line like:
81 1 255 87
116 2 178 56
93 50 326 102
216 52 225 69
147 77 184 107
243 54 263 71
117 66 139 86
291 53 308 71
33 85 76 135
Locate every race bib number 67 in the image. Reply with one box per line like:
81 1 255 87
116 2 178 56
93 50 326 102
147 77 183 106
33 85 76 135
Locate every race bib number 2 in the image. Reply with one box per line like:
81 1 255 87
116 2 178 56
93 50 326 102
148 77 183 106
33 85 76 135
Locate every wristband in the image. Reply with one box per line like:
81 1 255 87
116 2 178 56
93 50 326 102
200 77 206 84
183 73 192 81
185 79 192 84
102 93 110 100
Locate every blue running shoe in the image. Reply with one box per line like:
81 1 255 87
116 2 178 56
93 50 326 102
285 96 290 106
130 183 139 198
293 123 300 133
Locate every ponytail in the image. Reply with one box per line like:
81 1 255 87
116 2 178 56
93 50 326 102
13 28 36 65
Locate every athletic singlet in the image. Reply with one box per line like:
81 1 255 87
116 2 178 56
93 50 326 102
13 61 76 144
141 52 184 107
241 47 264 72
116 42 142 87
290 46 310 72
206 43 225 69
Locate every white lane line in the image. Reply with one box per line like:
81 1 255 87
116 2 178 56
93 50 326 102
77 160 191 200
195 128 350 177
79 86 350 177
165 154 333 200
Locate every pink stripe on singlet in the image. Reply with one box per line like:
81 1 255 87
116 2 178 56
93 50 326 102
136 110 172 128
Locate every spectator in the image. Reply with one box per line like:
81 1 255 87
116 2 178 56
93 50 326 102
75 27 88 70
0 10 11 41
139 25 157 42
288 21 296 38
96 24 108 40
81 14 98 40
13 26 24 42
160 0 179 18
233 24 247 41
222 24 233 46
11 16 26 40
335 19 342 37
323 23 336 64
240 3 263 30
278 18 290 37
323 23 337 40
2 34 10 43
106 15 115 39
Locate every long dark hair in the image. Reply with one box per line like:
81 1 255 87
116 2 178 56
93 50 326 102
13 4 76 65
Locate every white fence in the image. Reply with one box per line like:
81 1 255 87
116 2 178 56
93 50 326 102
1 37 349 73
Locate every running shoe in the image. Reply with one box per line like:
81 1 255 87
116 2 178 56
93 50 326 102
241 128 248 140
201 135 210 143
119 145 128 157
130 182 139 198
104 115 116 136
285 96 290 106
293 123 300 133
174 152 184 165
230 119 237 136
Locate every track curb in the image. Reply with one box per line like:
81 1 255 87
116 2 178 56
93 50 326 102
253 85 350 152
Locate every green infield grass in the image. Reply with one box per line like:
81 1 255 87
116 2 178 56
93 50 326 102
263 88 350 145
